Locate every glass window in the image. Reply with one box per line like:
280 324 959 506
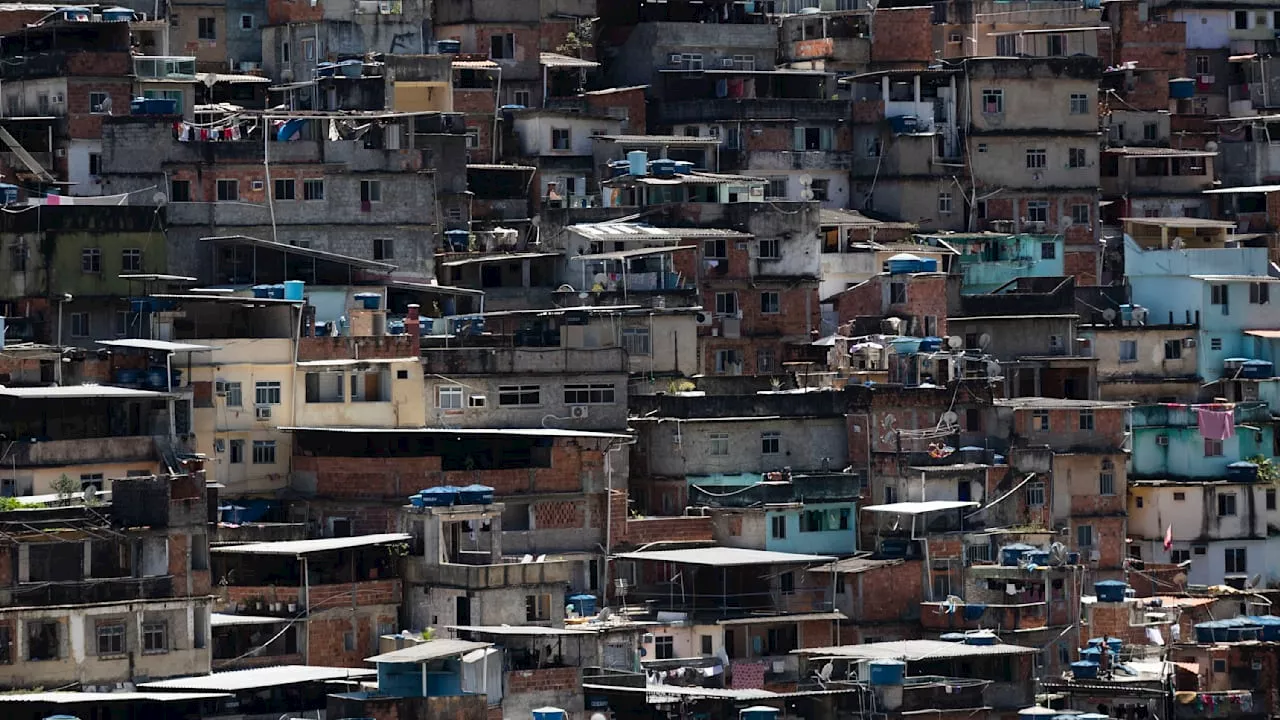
273 179 295 200
70 312 90 338
564 384 616 404
170 179 191 202
97 622 125 655
622 328 650 356
770 515 786 539
981 89 1003 114
758 237 780 259
1026 481 1045 507
761 431 781 455
1079 410 1095 430
709 433 729 456
497 385 540 406
760 291 780 314
1076 524 1093 548
654 635 675 659
142 621 167 653
197 16 216 39
1026 149 1047 169
1205 438 1224 457
254 381 281 405
360 180 381 203
437 386 463 409
224 382 242 407
1069 93 1089 114
229 439 243 464
303 179 325 200
81 247 101 273
715 292 737 316
121 248 143 272
1217 492 1236 515
1032 410 1050 431
1225 547 1247 573
252 440 276 465
216 179 239 201
1120 340 1137 362
551 128 571 150
1071 204 1090 225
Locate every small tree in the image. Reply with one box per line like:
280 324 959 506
50 474 78 504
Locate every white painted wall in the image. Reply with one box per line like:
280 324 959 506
1174 10 1231 49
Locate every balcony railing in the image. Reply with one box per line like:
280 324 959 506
134 56 196 80
406 559 573 589
3 575 173 606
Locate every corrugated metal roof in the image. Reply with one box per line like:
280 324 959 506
795 639 1038 661
0 691 231 703
0 385 169 399
573 245 696 261
278 426 632 439
583 683 777 700
211 533 410 556
453 59 498 70
1203 185 1280 194
98 339 218 353
540 52 600 68
862 500 979 515
811 555 905 574
717 611 846 626
596 135 722 145
295 357 419 368
366 638 492 664
612 547 835 567
211 613 290 627
440 252 560 268
138 666 375 691
448 624 599 636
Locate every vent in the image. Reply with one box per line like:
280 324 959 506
255 405 272 420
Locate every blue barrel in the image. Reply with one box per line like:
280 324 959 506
436 39 461 53
1195 621 1218 644
268 284 285 299
1094 580 1128 603
868 660 906 685
568 594 597 616
420 486 459 507
145 368 167 389
252 285 271 299
919 337 943 352
1079 646 1103 662
283 280 305 301
651 159 677 177
627 150 648 176
115 369 141 386
1071 661 1099 679
458 484 494 504
103 6 134 20
354 292 381 310
532 708 566 720
1001 543 1036 567
741 708 780 720
1169 78 1195 99
409 495 427 508
1103 637 1123 654
0 184 18 204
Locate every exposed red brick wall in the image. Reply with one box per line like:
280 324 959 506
1064 248 1099 286
1086 601 1146 647
625 516 714 546
0 546 11 586
506 666 580 695
67 78 133 139
831 273 947 336
221 580 400 609
854 560 924 623
533 500 586 529
799 619 836 648
267 0 324 24
871 8 934 65
585 87 646 133
308 611 399 667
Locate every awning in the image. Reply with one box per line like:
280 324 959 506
278 426 632 439
0 385 169 399
211 533 410 556
453 60 498 70
440 252 560 268
862 500 979 514
98 339 218 353
573 245 696 261
202 234 397 272
612 547 835 567
1203 185 1280 194
1245 330 1280 339
795 639 1038 661
138 666 374 691
211 613 290 627
540 52 600 69
448 625 598 636
366 639 492 664
717 612 846 626
0 691 231 703
295 357 419 367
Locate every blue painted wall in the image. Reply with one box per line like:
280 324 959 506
764 502 857 555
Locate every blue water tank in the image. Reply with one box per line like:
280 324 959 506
532 708 567 720
102 6 134 21
940 632 966 643
268 284 285 300
1071 661 1099 679
252 285 271 299
1242 360 1274 379
354 292 382 310
0 184 18 205
60 7 90 21
436 39 461 54
444 229 470 251
1227 461 1259 483
568 594 597 616
627 150 648 176
964 631 998 646
145 368 168 390
919 337 943 352
918 258 939 272
1195 621 1218 644
1250 616 1280 641
1169 78 1196 99
283 280 305 301
674 161 695 174
868 660 906 685
888 115 919 134
420 486 459 507
408 495 427 508
651 159 677 177
458 484 494 504
1001 543 1037 567
1094 580 1128 603
114 369 142 386
887 253 926 274
740 707 781 720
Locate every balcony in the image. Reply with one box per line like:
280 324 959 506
134 56 196 80
1130 401 1270 428
420 347 628 375
406 558 572 589
688 472 861 508
658 99 852 125
1173 691 1256 719
8 436 158 468
745 150 854 172
0 50 130 80
2 575 174 607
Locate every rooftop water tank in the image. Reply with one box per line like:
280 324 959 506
1094 580 1128 603
741 708 781 720
458 484 494 504
1001 543 1037 567
102 6 134 21
436 39 461 53
1071 661 1099 679
533 708 567 720
1226 461 1259 483
651 159 677 177
420 486 459 507
627 150 648 177
868 660 906 685
1169 78 1196 99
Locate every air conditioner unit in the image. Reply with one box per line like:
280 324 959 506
1156 434 1169 446
214 380 228 395
54 148 66 158
641 633 655 643
570 405 589 419
51 92 64 104
668 54 681 64
468 395 486 408
255 405 272 420
695 311 713 326
214 438 225 453
1198 74 1215 84
1183 337 1197 348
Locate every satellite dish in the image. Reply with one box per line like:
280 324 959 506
947 335 963 349
1205 141 1219 153
941 410 959 425
82 485 97 503
1102 308 1117 323
152 191 168 205
800 188 816 201
798 174 813 187
978 333 991 349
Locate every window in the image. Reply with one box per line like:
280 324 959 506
197 16 216 39
1077 524 1094 548
1250 282 1270 304
653 635 674 659
760 291 780 314
9 241 26 272
704 239 727 259
97 622 125 656
1157 339 1182 360
512 90 531 107
224 382 242 407
1205 438 1224 457
758 237 780 259
1143 122 1158 141
622 327 650 356
757 348 776 374
1234 10 1248 29
1225 547 1247 574
551 128 571 151
89 91 111 114
1195 55 1210 75
715 292 738 316
216 179 239 201
1218 493 1237 517
810 179 829 202
524 593 551 621
240 13 253 29
360 180 381 203
252 440 276 464
996 33 1016 55
281 42 290 63
1027 200 1049 223
170 179 191 202
1069 93 1090 114
1211 337 1223 350
80 473 104 491
88 152 102 176
1041 242 1056 260
864 137 882 158
142 621 167 653
1268 488 1277 511
1026 148 1047 169
1046 33 1066 56
715 349 741 374
490 33 515 59
761 431 781 455
938 192 953 214
709 433 729 457
1079 410 1095 430
497 385 540 406
301 37 315 61
796 127 833 151
1174 491 1187 501
884 485 898 504
121 248 143 273
977 143 988 153
1027 481 1045 507
780 571 795 594
564 384 616 404
254 381 281 405
273 178 295 200
1171 549 1190 564
27 621 58 661
732 54 755 71
229 439 243 464
1099 459 1115 496
437 386 463 409
889 282 907 304
1071 204 1090 225
1069 147 1087 168
1032 409 1050 431
1120 340 1137 362
81 247 101 273
981 89 1004 114
70 312 90 338
770 515 787 539
766 178 789 198
701 635 713 655
373 238 394 260
303 179 324 201
464 129 480 148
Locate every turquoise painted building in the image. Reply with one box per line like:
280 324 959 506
1125 237 1280 382
919 233 1065 294
1129 402 1273 480
687 472 859 556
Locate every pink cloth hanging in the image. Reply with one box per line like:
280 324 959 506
1195 408 1235 441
